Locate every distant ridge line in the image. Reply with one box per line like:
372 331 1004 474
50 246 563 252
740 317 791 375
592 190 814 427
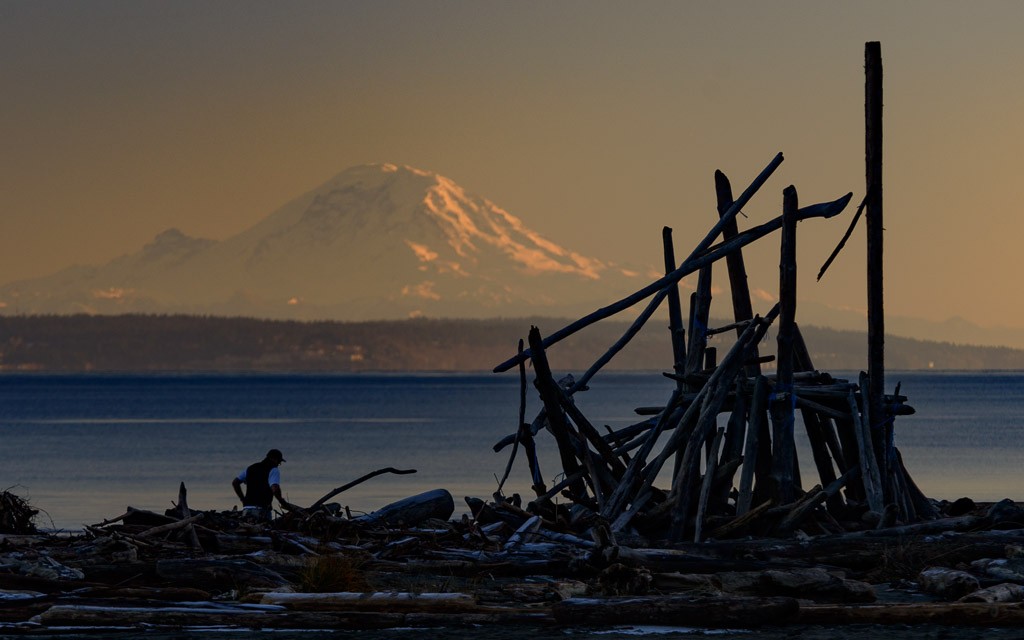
2 314 1022 373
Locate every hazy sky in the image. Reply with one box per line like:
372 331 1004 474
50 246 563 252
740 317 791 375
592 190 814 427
2 1 1023 328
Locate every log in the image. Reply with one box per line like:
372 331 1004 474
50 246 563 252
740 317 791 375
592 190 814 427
655 568 875 603
175 482 202 551
716 169 762 377
736 376 769 515
662 226 687 380
770 185 799 504
705 499 772 540
865 40 887 488
960 583 1024 604
528 326 589 502
693 426 725 542
353 489 455 528
917 567 982 601
155 558 290 590
799 602 1024 626
552 594 799 627
35 604 423 629
262 591 480 612
496 339 527 495
685 271 712 382
136 514 204 539
849 388 884 513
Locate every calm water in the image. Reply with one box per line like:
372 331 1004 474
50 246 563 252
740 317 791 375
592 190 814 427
1 371 1022 531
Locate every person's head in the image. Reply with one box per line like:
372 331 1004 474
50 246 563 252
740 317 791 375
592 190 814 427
265 449 286 466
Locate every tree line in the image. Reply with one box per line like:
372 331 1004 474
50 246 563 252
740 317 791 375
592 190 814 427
1 313 1023 372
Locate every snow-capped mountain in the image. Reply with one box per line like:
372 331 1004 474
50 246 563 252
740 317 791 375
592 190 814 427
0 164 652 320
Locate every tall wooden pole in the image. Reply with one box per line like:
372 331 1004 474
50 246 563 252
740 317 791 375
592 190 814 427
771 185 799 505
662 227 687 383
865 41 888 496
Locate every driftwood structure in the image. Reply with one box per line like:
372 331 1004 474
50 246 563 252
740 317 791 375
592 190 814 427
490 44 931 544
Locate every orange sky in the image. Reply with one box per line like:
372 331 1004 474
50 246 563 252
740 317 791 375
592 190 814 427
2 1 1022 330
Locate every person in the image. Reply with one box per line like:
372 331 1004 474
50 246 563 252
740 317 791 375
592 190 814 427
232 449 291 521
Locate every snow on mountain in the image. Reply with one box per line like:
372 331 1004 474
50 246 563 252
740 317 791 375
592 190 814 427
0 164 652 320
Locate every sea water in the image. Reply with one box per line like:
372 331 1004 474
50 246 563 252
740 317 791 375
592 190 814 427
1 371 1022 531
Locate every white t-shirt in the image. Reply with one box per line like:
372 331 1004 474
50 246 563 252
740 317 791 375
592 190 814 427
236 467 281 487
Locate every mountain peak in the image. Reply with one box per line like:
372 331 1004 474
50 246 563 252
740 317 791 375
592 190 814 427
0 163 648 320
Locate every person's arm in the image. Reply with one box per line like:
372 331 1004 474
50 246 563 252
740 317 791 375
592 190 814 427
267 467 293 511
232 475 245 503
270 483 292 510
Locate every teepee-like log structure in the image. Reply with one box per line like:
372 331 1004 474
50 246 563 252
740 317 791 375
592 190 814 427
492 42 935 542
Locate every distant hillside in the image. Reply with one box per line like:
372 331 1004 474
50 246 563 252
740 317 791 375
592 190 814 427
2 314 1023 373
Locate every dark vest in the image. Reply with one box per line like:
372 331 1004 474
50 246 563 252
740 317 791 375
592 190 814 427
243 459 276 508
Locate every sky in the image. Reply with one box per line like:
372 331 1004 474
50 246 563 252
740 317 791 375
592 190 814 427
2 1 1023 331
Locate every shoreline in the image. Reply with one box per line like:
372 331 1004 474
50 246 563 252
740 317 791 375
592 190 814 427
6 489 1024 635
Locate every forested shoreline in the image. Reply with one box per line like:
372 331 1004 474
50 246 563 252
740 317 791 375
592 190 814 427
2 313 1023 372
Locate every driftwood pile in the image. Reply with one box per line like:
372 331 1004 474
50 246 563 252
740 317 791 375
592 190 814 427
6 480 1024 633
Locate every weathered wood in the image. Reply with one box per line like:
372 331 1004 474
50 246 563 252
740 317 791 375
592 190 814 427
309 468 418 511
960 583 1024 604
262 591 480 612
662 226 687 380
713 378 748 509
918 567 980 601
706 499 772 540
792 327 842 514
694 427 725 542
601 387 684 522
736 376 770 515
685 271 712 380
155 558 290 590
799 602 1024 626
175 482 202 551
552 594 799 627
865 41 887 483
36 603 540 630
716 169 762 377
849 388 884 513
667 309 780 540
528 327 588 502
496 339 528 495
770 185 799 504
353 489 455 528
136 514 204 539
654 567 875 603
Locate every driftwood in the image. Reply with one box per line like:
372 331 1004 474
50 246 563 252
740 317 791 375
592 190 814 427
352 489 455 528
552 594 799 627
262 591 479 612
308 467 417 511
799 602 1024 626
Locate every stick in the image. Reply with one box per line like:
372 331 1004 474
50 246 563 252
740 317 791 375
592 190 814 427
308 468 417 511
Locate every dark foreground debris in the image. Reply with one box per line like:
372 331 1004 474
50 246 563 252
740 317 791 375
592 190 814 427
4 484 1024 633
